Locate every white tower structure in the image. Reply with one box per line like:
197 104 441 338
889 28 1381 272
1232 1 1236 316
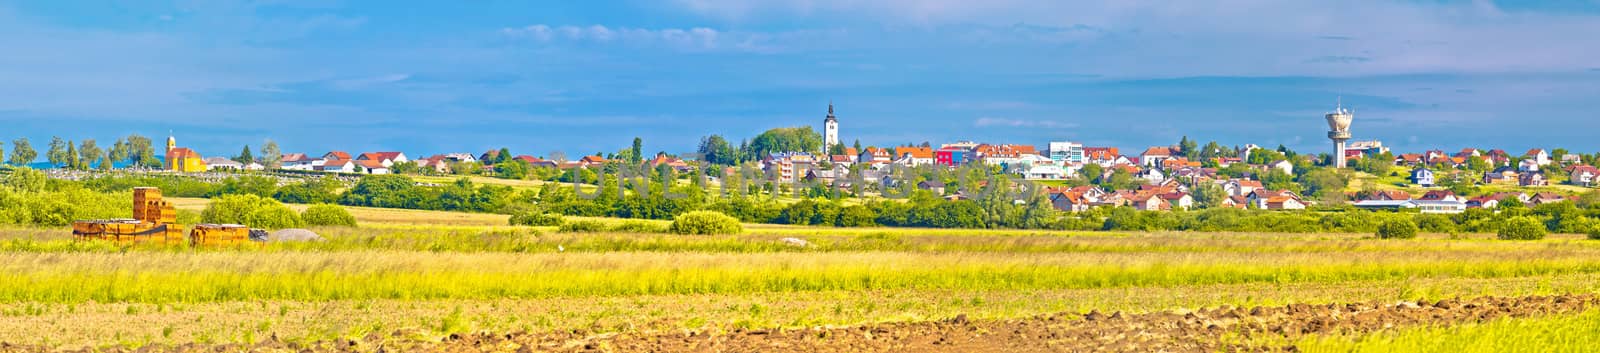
823 102 840 149
1325 98 1354 168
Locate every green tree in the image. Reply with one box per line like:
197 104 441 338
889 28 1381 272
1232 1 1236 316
107 138 129 164
1299 169 1348 198
1376 219 1419 239
235 145 255 165
301 204 357 227
1191 182 1228 209
46 136 68 167
260 140 282 169
78 139 103 170
743 127 823 160
1179 136 1199 159
698 135 737 166
9 138 37 165
125 134 159 168
96 157 111 171
630 137 643 164
65 141 79 170
1497 217 1547 240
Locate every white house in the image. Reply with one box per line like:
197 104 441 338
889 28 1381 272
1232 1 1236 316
1136 168 1166 184
358 152 409 168
1159 193 1195 210
1526 149 1551 166
203 157 243 171
1353 199 1466 214
1410 168 1436 187
280 153 319 171
1020 165 1069 180
1570 165 1599 187
318 159 356 173
1270 160 1294 175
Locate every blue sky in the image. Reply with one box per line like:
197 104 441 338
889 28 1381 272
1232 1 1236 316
1 0 1598 160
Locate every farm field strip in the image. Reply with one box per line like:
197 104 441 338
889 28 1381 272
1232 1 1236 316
3 247 1600 303
4 274 1598 350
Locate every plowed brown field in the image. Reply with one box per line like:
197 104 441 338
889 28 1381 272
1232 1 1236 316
18 294 1593 353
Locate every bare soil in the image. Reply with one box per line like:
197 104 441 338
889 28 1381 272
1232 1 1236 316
13 294 1597 353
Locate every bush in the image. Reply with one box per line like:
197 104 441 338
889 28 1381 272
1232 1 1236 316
669 211 743 235
558 220 606 233
1588 227 1600 240
1375 219 1419 239
202 194 280 225
243 205 304 229
302 204 357 227
509 212 564 227
1498 217 1547 240
610 221 667 233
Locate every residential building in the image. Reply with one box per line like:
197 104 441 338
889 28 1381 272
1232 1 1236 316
1140 146 1176 168
1020 165 1069 180
1047 141 1085 164
357 152 409 167
1570 165 1599 187
1526 149 1551 166
1519 172 1547 187
1419 190 1462 202
1353 199 1467 214
935 147 970 166
318 159 355 173
1159 192 1194 210
280 153 319 171
203 157 243 171
1410 168 1436 187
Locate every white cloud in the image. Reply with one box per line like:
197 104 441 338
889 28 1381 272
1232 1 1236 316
671 0 1600 77
503 24 724 50
974 117 1077 129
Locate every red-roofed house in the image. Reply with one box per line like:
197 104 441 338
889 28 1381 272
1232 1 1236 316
322 151 352 161
1569 165 1599 187
357 152 409 167
1140 147 1177 168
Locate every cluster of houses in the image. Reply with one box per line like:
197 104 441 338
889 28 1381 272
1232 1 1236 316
274 149 692 175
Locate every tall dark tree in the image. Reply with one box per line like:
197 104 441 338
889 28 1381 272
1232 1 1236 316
698 135 736 166
496 147 512 164
852 139 862 153
630 137 644 164
235 145 255 165
1179 136 1199 159
65 141 80 170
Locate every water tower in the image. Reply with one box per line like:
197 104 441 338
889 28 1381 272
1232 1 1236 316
1325 98 1353 168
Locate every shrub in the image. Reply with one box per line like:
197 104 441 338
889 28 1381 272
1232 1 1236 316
669 211 743 235
1588 227 1600 240
558 220 606 233
1375 219 1419 239
509 212 564 227
243 205 304 229
302 204 357 227
202 194 280 225
1498 217 1547 241
610 221 667 233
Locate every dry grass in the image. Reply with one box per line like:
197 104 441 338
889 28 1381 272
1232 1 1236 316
167 197 509 227
6 273 1599 349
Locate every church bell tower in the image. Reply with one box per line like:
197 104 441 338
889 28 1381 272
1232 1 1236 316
823 102 839 150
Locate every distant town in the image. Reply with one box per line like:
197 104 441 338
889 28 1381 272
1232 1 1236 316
3 100 1596 216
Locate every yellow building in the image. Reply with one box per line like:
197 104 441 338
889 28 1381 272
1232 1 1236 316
165 135 207 173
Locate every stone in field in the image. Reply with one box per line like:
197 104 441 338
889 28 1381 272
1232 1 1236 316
268 229 325 242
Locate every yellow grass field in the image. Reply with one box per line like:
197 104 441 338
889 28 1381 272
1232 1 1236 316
5 200 1600 351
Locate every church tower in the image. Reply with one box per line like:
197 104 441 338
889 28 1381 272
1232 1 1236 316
823 102 839 150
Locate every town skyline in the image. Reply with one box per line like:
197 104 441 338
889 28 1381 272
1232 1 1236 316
2 1 1598 155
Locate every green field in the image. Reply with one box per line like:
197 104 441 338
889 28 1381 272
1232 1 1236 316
3 201 1600 351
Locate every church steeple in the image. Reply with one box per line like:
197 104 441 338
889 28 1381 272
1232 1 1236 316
823 101 839 148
